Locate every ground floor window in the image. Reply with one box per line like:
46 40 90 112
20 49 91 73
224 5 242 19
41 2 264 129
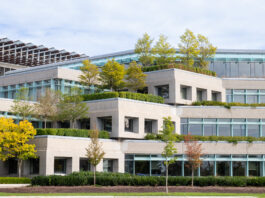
79 158 90 171
54 158 67 174
103 159 115 172
8 158 17 174
30 158 39 175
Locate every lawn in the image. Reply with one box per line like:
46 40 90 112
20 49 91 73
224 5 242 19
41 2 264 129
0 192 264 197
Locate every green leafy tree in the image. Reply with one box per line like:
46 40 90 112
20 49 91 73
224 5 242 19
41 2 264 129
100 59 125 91
10 88 35 121
151 35 176 65
184 133 203 187
134 33 154 66
86 129 105 186
79 60 99 93
197 34 217 69
57 87 89 128
160 117 177 193
179 29 199 67
34 89 61 128
0 118 37 177
125 61 147 91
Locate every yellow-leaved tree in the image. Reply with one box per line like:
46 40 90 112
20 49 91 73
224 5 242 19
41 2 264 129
0 118 37 177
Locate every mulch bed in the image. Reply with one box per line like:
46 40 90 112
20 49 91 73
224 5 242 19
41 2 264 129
1 186 265 194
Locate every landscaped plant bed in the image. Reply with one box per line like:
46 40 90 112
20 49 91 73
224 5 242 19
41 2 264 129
0 177 31 184
1 185 265 194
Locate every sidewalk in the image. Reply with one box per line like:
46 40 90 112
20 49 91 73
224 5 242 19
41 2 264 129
0 184 30 188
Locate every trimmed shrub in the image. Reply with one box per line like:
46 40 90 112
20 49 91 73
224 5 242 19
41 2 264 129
31 172 265 187
82 92 164 104
0 177 31 184
192 100 265 108
36 128 110 139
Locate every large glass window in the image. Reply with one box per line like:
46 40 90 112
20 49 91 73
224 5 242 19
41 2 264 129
54 158 67 174
249 162 261 176
189 124 203 136
151 161 165 176
168 161 182 176
219 124 231 136
180 85 191 100
184 162 198 176
98 116 112 132
216 161 230 176
233 124 246 136
125 117 138 133
135 161 150 176
200 161 214 176
233 161 246 176
144 119 157 133
156 85 169 99
8 158 18 174
103 159 115 172
248 124 260 137
80 158 90 171
204 124 216 136
29 158 39 175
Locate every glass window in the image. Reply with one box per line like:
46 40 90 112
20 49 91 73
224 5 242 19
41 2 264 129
230 62 239 77
218 124 231 136
80 158 90 171
30 158 39 175
125 161 134 174
184 162 198 176
144 119 157 133
135 161 150 176
125 117 138 133
247 95 258 104
181 123 188 135
200 161 214 176
98 117 112 132
8 158 18 174
238 62 251 77
254 62 264 77
103 159 114 172
233 161 246 176
151 161 165 176
204 124 217 136
262 125 265 137
54 158 67 174
181 85 191 100
168 161 182 176
189 124 203 136
247 125 260 137
233 95 245 103
233 124 246 136
249 162 261 177
156 85 169 99
216 161 230 176
260 96 265 103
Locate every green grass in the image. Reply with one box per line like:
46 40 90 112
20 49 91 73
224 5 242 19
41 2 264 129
0 192 264 197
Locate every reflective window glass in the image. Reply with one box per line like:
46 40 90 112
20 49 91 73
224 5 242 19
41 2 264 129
233 95 245 103
233 161 246 176
247 125 260 137
216 161 230 176
189 124 203 136
233 124 246 136
204 124 217 136
219 124 231 136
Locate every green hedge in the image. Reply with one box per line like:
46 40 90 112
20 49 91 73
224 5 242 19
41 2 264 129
145 133 265 143
0 177 31 184
142 64 216 77
192 101 265 108
83 92 164 104
36 128 110 139
31 172 265 186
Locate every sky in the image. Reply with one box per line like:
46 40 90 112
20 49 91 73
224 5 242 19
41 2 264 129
0 0 265 56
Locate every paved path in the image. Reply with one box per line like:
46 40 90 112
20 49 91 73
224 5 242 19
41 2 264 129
0 184 30 188
0 196 257 198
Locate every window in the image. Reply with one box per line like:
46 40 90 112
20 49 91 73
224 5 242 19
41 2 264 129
196 88 206 101
249 162 261 176
155 85 169 99
144 119 157 133
124 117 138 133
98 116 112 132
233 161 246 176
216 161 230 176
80 158 90 171
8 158 17 174
103 159 114 172
30 158 39 175
200 161 214 176
137 87 148 94
135 161 150 176
180 85 191 100
54 158 67 174
212 91 221 102
79 118 90 129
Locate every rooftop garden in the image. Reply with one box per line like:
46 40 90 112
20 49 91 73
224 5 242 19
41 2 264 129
145 133 265 143
83 92 164 104
192 101 265 108
36 128 110 139
142 63 216 76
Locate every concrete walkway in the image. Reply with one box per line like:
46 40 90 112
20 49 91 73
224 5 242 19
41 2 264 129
0 184 30 188
0 196 257 198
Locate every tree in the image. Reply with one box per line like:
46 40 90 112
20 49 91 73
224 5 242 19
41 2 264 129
79 60 99 93
178 29 199 67
184 133 203 187
134 33 154 66
197 34 217 69
125 61 147 92
34 89 61 128
100 59 125 91
160 117 177 193
151 35 176 65
0 117 37 177
57 87 89 128
10 87 35 121
86 129 105 186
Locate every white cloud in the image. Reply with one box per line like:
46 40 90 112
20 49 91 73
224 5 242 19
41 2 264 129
0 0 265 56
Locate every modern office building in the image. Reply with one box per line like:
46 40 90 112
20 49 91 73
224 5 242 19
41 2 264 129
1 38 265 178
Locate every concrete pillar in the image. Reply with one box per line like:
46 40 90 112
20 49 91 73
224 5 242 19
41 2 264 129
72 156 80 173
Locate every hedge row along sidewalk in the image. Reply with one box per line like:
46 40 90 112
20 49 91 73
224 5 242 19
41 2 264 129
142 64 217 77
0 177 30 184
145 133 265 143
31 172 265 187
83 92 164 104
192 100 265 108
36 128 110 139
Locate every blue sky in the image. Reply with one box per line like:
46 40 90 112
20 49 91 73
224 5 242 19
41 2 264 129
0 0 264 56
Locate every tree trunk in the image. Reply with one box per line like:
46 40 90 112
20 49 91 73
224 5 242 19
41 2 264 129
44 119 47 129
94 165 96 186
166 162 168 194
18 159 22 178
191 167 194 187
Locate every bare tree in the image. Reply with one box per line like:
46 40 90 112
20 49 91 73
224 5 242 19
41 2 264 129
85 130 105 186
184 133 203 187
